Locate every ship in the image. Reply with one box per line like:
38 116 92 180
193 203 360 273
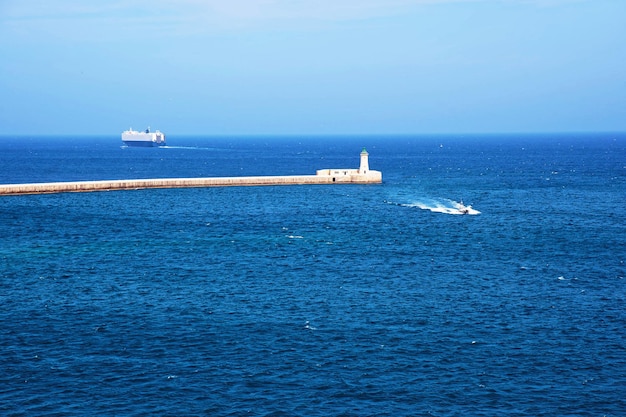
121 127 166 147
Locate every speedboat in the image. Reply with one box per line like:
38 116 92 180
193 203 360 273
457 201 471 214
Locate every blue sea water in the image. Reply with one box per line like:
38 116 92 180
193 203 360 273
0 133 624 416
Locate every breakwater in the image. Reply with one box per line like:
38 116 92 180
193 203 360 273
0 173 381 196
0 148 382 196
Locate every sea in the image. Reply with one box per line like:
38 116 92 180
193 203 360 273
0 133 624 416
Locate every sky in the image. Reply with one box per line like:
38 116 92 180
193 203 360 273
0 0 625 136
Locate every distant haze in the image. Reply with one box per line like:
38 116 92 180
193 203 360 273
1 0 625 135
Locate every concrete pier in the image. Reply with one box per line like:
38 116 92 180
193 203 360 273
0 149 382 196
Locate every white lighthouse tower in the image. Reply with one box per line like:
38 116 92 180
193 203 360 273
359 148 370 174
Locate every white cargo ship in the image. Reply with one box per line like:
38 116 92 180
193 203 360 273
121 127 166 147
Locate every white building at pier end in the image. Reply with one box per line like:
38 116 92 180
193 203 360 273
315 148 382 183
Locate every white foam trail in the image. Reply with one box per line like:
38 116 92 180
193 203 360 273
160 146 214 150
386 198 480 215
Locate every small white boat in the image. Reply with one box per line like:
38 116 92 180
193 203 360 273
457 201 472 215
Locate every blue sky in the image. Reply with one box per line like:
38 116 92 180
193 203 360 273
1 0 625 135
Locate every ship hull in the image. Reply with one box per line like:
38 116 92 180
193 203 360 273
122 140 164 147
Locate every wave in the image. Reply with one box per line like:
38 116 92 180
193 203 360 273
385 198 480 215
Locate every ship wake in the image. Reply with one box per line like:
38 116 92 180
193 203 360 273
160 146 214 151
386 198 480 215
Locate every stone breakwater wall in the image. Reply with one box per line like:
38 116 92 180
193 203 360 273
0 172 382 196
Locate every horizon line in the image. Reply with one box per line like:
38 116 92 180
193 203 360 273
1 130 625 138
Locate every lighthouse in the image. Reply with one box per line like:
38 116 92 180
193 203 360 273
359 148 369 174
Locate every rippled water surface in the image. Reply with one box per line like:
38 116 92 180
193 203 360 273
1 134 624 416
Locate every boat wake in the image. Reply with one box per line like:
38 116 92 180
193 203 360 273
160 146 214 150
385 198 480 215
